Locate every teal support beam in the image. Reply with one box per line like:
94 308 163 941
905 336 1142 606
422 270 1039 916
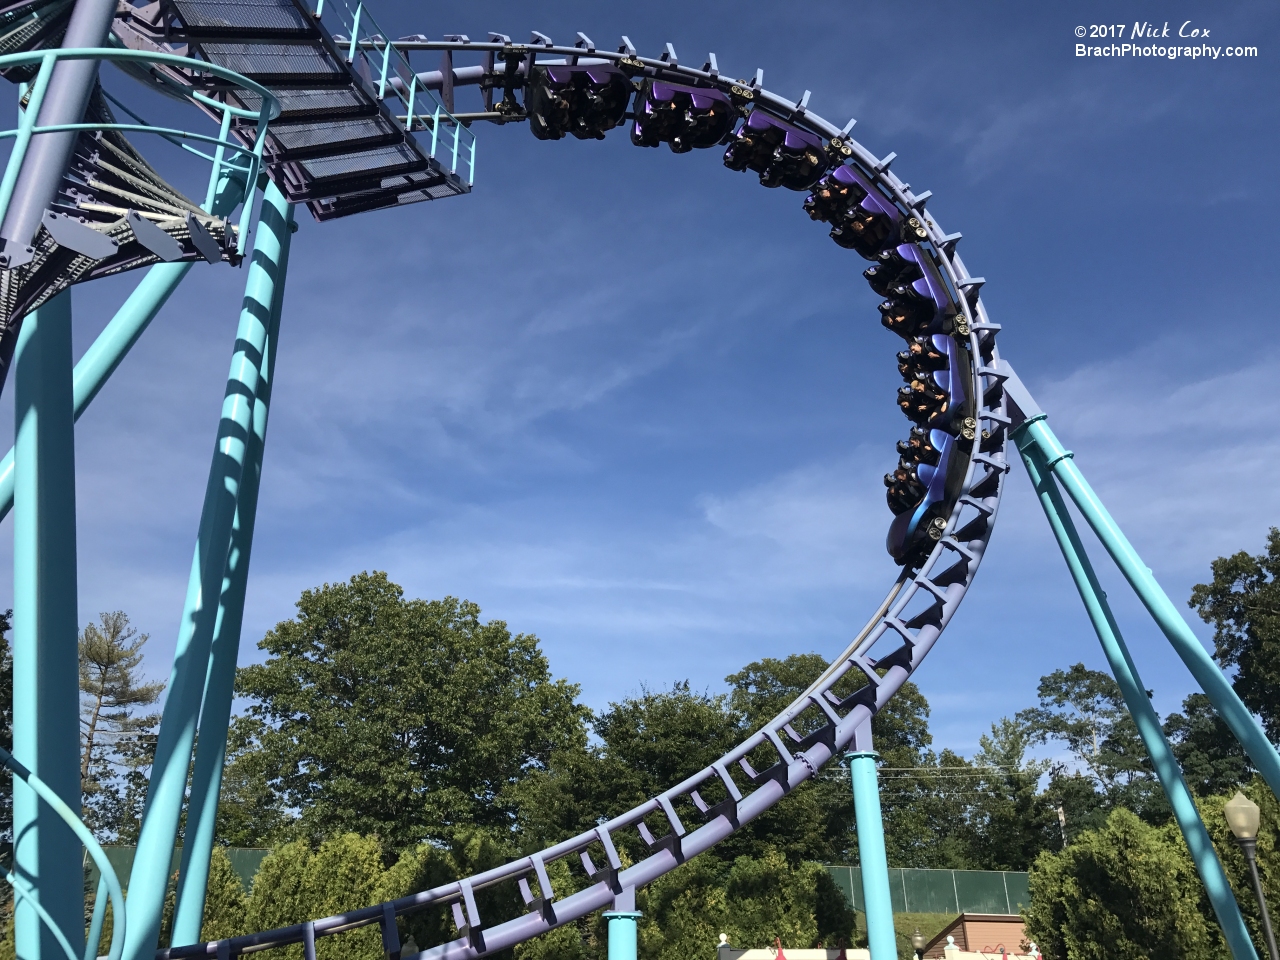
12 288 84 960
603 911 641 960
1017 415 1280 801
169 201 295 946
122 180 292 960
848 745 897 960
0 170 246 524
1016 434 1257 960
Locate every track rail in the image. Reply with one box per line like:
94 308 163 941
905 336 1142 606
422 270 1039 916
155 33 1010 960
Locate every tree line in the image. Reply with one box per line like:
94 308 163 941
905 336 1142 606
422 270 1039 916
2 528 1279 959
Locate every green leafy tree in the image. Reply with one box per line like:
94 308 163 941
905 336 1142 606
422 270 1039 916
1018 664 1142 789
517 654 971 869
515 680 742 861
638 849 852 959
1023 807 1216 960
699 653 970 868
381 841 470 953
968 718 1057 870
216 716 295 847
237 831 525 960
1163 693 1251 797
1045 771 1106 844
1190 527 1280 741
225 572 590 847
592 680 743 815
1018 664 1161 823
79 611 164 841
586 678 790 863
726 655 864 865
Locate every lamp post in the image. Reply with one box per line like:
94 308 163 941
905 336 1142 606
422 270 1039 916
1225 791 1280 960
911 929 926 959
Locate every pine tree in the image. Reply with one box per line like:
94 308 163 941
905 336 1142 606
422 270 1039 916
199 847 250 942
79 611 164 841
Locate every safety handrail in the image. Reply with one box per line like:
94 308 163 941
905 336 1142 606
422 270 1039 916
314 0 476 184
0 743 126 960
98 86 254 179
0 47 280 254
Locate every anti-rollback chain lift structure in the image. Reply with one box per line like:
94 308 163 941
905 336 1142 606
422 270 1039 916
0 3 1277 960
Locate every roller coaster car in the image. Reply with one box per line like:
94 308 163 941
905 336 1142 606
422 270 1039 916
527 64 631 141
803 165 868 222
631 80 736 153
885 462 927 515
886 332 974 565
897 376 949 426
897 335 948 380
879 281 939 339
896 425 942 466
723 110 828 190
864 245 923 297
886 428 956 556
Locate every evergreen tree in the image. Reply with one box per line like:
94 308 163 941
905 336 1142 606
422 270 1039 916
1023 807 1216 960
199 847 250 942
79 611 164 841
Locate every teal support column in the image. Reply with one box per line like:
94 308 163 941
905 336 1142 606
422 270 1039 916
848 744 897 960
0 171 245 522
1015 433 1257 960
12 288 84 960
603 911 641 960
1018 416 1280 801
170 201 295 946
122 181 292 960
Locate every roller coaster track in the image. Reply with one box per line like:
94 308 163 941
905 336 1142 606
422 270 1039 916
10 7 1280 958
0 0 1005 954
128 25 1011 960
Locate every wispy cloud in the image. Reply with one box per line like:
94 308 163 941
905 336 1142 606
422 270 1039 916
0 0 1271 761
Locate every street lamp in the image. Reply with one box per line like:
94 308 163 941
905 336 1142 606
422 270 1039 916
1225 791 1280 960
911 928 926 959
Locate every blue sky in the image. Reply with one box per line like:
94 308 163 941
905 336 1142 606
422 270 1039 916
1 0 1277 760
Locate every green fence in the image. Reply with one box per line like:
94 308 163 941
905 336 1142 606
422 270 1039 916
83 849 1027 913
86 846 269 892
826 866 1030 916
